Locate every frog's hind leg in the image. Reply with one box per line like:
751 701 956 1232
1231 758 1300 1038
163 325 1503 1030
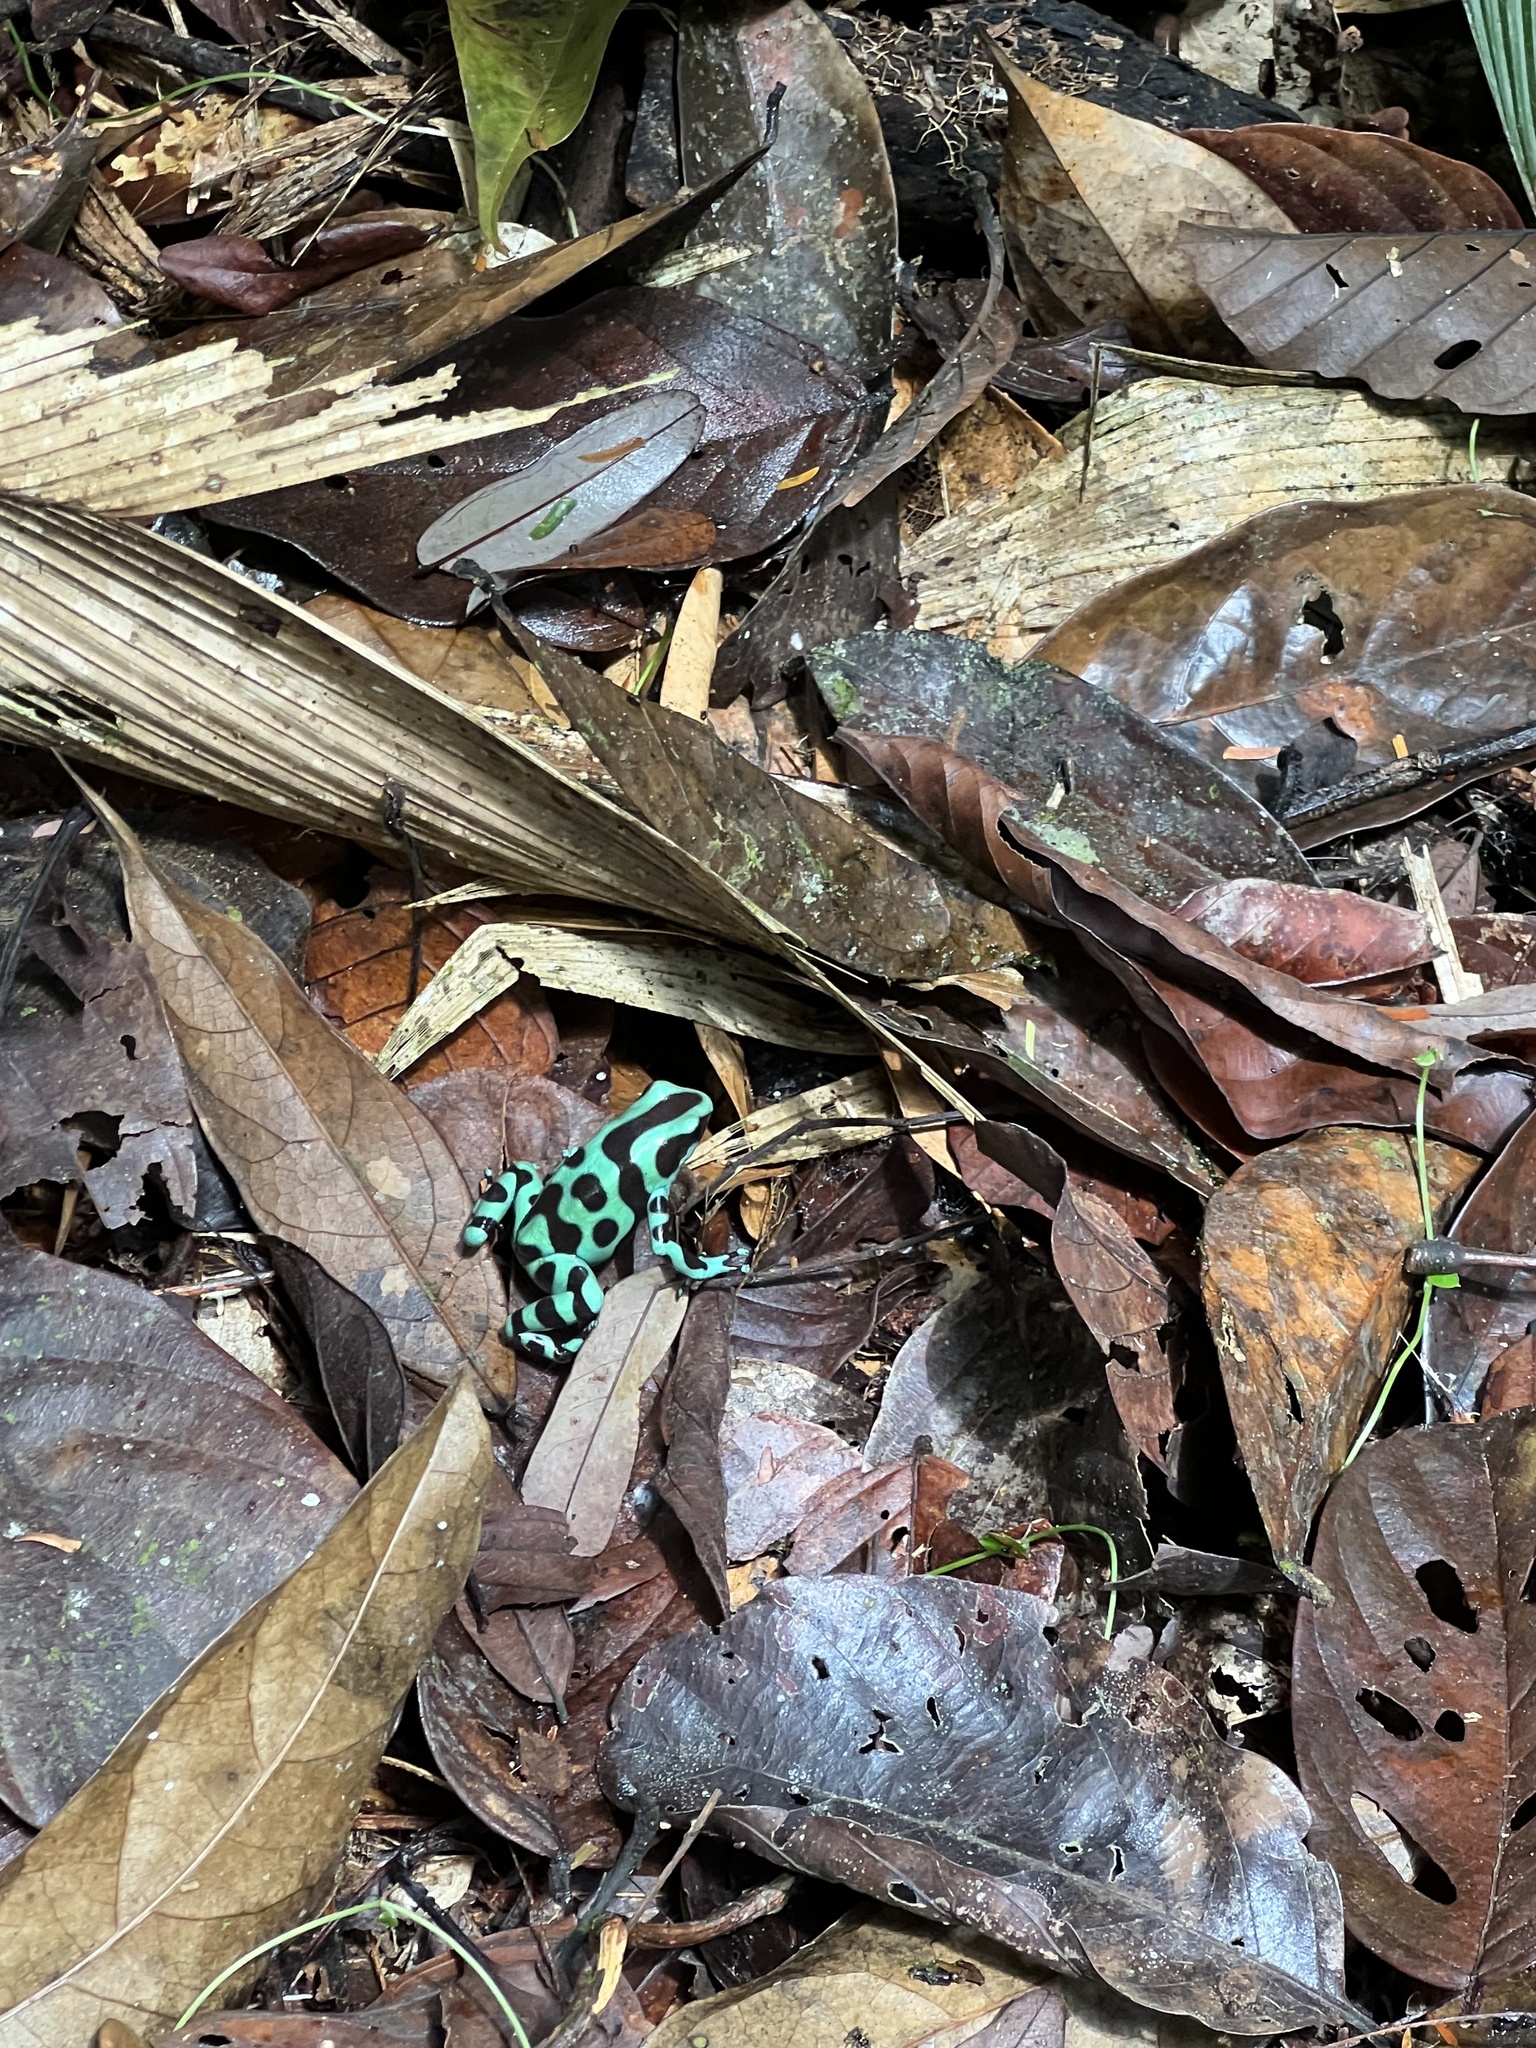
507 1252 604 1356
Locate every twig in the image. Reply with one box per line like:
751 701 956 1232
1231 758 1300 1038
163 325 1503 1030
1401 838 1483 1003
1326 2011 1536 2048
381 780 429 1007
1276 722 1536 832
626 1875 794 1949
702 1219 975 1293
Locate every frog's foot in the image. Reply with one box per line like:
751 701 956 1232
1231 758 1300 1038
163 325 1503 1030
506 1287 598 1364
648 1187 748 1284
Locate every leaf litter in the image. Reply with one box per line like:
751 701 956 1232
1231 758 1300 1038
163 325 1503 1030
2 3 1536 2044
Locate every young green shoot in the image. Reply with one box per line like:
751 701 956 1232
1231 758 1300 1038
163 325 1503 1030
929 1522 1121 1637
1342 1049 1458 1468
178 1898 532 2048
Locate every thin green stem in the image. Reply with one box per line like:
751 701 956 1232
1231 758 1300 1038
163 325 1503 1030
5 21 48 105
84 72 388 133
177 1899 532 2048
1469 415 1483 484
929 1523 1121 1637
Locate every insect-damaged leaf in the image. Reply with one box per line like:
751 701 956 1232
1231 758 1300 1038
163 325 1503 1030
529 638 1028 983
1189 227 1536 412
1034 485 1536 816
1292 1410 1536 1994
447 0 628 247
1202 1128 1479 1571
88 789 508 1399
811 630 1312 909
0 1377 489 2048
416 391 704 578
601 1575 1357 2033
0 1229 356 1833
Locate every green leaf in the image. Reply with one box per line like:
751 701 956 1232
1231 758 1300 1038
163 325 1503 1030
1464 0 1536 209
448 0 631 246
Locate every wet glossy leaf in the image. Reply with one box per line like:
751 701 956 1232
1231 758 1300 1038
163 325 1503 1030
447 0 629 245
0 1229 355 1831
1189 227 1536 412
601 1575 1357 2033
1293 1411 1536 1992
264 1240 405 1480
1184 127 1521 232
812 629 1312 909
1203 1127 1478 1568
1033 485 1536 813
0 1378 489 2048
416 390 704 578
1179 880 1432 995
218 289 868 624
92 791 508 1398
676 0 898 385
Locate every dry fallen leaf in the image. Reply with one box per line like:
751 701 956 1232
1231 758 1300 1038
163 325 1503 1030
0 1377 490 2048
86 786 508 1398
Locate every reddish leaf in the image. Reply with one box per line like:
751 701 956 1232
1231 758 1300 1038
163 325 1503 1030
1184 127 1520 233
159 223 429 317
784 1460 911 1577
1293 1412 1536 1993
1428 1101 1536 1415
1052 1178 1176 1469
1179 878 1433 995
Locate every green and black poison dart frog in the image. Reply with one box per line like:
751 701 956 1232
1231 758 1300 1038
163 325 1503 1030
462 1080 739 1364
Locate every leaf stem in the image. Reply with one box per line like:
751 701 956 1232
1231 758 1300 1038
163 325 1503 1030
177 1899 532 2048
928 1522 1121 1637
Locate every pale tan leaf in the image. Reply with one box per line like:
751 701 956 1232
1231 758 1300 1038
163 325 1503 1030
375 921 867 1077
994 49 1293 353
87 786 509 1398
688 1068 894 1186
0 315 664 515
0 1377 491 2048
521 1269 690 1555
908 375 1531 660
659 566 724 719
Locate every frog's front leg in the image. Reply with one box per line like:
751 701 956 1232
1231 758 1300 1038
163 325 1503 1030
647 1184 742 1283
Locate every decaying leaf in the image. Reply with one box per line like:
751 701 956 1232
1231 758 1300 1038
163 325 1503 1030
657 1288 734 1616
521 1269 690 1556
0 317 654 516
0 1229 356 1831
532 637 1029 983
1203 1127 1479 1569
909 379 1527 659
89 789 507 1396
1052 1180 1176 1470
994 50 1293 353
1033 485 1536 806
1189 226 1536 412
646 1907 1068 2048
1293 1410 1536 1994
1428 1099 1536 1415
376 919 865 1079
0 1377 489 2048
812 630 1312 909
602 1575 1357 2033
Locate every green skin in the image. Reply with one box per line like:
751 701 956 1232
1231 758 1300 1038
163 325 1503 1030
462 1080 738 1363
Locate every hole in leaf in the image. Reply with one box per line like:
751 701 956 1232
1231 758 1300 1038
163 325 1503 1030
1230 1936 1246 1949
1284 1376 1305 1425
1414 1851 1458 1903
1300 590 1346 659
380 268 404 284
1353 1795 1458 1900
1059 1840 1082 1857
1520 1555 1536 1603
426 453 447 470
1433 338 1483 371
1435 1711 1466 1742
1404 1636 1435 1671
120 1033 137 1059
322 474 353 492
1108 1844 1125 1879
1357 1689 1423 1740
925 1696 942 1729
1511 1790 1536 1831
788 1789 809 1806
1325 262 1348 288
889 1882 919 1905
1417 1559 1478 1632
812 1656 831 1680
